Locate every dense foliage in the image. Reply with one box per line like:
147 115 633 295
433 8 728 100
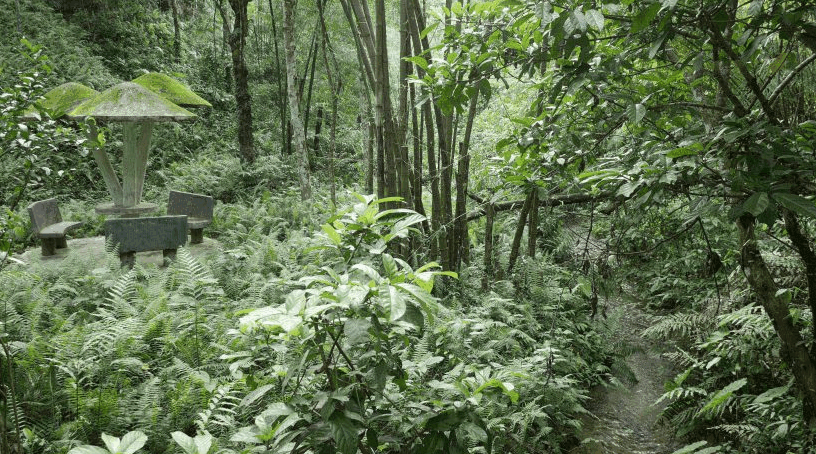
3 0 816 453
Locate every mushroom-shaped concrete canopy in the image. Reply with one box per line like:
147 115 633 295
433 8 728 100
21 82 99 121
67 82 197 212
67 81 196 122
132 73 212 108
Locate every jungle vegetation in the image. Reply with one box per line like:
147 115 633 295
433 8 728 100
2 0 816 453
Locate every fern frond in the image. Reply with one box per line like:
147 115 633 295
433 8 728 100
642 311 713 342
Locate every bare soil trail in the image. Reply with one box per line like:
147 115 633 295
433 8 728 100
573 297 683 453
567 223 684 453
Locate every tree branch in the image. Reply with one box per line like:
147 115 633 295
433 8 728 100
769 53 816 106
466 191 614 222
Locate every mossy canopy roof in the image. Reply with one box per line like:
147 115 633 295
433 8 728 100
67 82 196 122
21 82 99 121
132 73 212 108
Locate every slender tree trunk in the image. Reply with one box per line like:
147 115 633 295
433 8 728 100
227 0 255 164
527 189 539 258
507 191 534 274
318 0 342 206
301 25 321 149
452 92 478 271
410 82 429 234
283 0 311 199
312 106 323 170
397 0 412 208
170 0 182 64
482 201 494 291
737 214 816 429
267 0 289 156
215 0 233 88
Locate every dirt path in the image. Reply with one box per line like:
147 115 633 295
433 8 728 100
573 296 683 454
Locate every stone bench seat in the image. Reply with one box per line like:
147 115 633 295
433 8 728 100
106 215 187 268
27 198 82 256
39 221 83 238
168 190 213 244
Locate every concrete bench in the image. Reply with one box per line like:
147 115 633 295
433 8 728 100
167 190 213 244
27 198 82 256
105 215 187 268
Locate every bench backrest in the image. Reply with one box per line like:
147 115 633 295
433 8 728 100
27 198 63 234
168 191 213 220
105 215 187 253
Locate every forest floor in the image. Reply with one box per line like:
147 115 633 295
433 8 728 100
16 235 221 269
573 293 684 453
565 221 684 453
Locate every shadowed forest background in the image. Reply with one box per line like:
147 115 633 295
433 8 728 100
2 0 816 453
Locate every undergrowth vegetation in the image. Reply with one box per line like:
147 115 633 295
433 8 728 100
0 195 619 453
5 0 816 452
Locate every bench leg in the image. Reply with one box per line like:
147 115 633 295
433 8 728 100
190 228 204 244
119 252 135 269
41 238 57 256
57 237 68 249
163 248 177 265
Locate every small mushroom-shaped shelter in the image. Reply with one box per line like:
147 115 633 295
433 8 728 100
21 82 99 121
68 82 196 214
132 73 212 108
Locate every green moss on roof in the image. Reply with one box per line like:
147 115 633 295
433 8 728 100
22 82 99 120
132 73 212 108
68 82 196 122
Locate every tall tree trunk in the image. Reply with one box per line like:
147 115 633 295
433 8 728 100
339 0 375 193
343 0 399 203
527 189 539 258
507 191 534 274
170 0 182 64
374 0 398 202
410 82 429 234
227 0 255 164
737 214 816 429
318 0 342 206
482 200 494 291
267 0 289 156
283 0 311 199
397 0 412 208
452 92 478 271
301 25 321 151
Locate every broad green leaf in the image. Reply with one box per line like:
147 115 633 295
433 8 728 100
586 9 604 30
741 192 769 217
666 147 699 159
419 23 438 40
118 431 148 454
351 263 381 281
321 224 342 246
171 432 196 454
753 384 790 404
405 56 429 71
389 286 407 321
627 103 646 124
773 192 816 219
617 181 641 198
670 441 709 454
383 253 398 278
193 434 213 454
648 31 668 58
67 447 109 454
240 384 276 408
101 434 119 453
631 3 661 34
344 318 372 345
329 412 359 454
661 0 679 10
